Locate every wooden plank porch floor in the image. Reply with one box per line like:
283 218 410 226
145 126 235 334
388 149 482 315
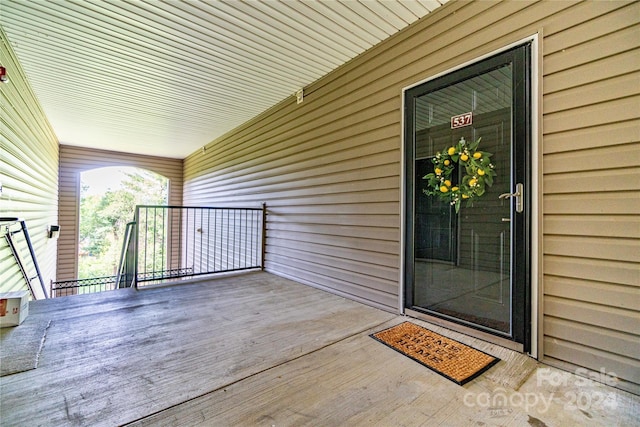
1 272 638 426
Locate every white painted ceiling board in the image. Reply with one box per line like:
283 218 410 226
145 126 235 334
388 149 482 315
1 0 447 158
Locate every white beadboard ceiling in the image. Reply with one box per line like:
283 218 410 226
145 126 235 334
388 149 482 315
1 0 447 158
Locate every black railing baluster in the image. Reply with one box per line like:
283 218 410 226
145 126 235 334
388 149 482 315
250 210 254 267
161 207 166 275
184 208 189 276
199 208 204 274
143 208 149 279
244 210 248 268
133 206 140 288
206 209 211 273
54 205 266 296
152 207 157 277
233 209 237 269
212 209 217 270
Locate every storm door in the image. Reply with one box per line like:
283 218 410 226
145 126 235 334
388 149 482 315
404 44 531 348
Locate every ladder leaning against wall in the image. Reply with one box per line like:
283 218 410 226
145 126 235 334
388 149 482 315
1 217 48 299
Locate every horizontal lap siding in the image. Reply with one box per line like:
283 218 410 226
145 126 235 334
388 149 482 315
541 1 640 393
0 28 58 298
183 0 639 391
183 1 561 312
57 146 183 280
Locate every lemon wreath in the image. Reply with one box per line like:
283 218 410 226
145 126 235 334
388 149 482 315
422 137 496 213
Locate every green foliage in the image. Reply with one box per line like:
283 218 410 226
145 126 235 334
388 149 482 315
78 169 168 279
422 137 497 213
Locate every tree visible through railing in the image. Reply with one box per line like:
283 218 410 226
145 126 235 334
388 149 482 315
78 167 169 279
52 205 266 296
132 205 265 286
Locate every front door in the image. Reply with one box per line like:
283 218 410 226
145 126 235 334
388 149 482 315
404 44 531 349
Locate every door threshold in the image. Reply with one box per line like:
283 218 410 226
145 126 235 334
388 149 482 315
405 308 524 353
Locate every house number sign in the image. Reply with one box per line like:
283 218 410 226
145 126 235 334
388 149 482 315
451 112 473 129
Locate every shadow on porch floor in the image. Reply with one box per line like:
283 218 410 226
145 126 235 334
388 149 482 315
1 271 638 426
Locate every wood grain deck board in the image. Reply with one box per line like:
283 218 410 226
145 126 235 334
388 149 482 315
2 272 637 426
0 272 395 426
129 319 639 427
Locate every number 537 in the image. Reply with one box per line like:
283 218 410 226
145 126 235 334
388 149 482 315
451 112 473 129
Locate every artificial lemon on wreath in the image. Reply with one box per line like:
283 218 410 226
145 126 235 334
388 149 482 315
422 137 497 213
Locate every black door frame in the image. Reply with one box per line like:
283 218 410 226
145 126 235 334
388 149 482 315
403 43 532 351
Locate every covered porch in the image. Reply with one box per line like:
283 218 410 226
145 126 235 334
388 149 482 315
1 271 637 426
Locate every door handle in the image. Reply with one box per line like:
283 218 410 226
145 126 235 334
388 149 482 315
499 183 524 213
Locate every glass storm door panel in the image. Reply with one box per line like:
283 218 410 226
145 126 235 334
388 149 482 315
404 45 531 347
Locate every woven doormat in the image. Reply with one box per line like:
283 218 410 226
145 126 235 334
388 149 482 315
371 322 499 385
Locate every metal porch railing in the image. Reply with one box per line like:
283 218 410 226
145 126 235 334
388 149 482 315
1 217 48 299
52 205 266 297
115 221 137 289
121 204 266 288
51 275 118 298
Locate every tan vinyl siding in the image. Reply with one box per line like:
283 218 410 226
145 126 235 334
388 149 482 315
182 0 639 391
541 1 640 393
0 27 59 298
57 145 183 281
182 0 552 307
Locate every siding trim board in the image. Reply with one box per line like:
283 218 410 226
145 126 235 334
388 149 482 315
183 1 639 394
